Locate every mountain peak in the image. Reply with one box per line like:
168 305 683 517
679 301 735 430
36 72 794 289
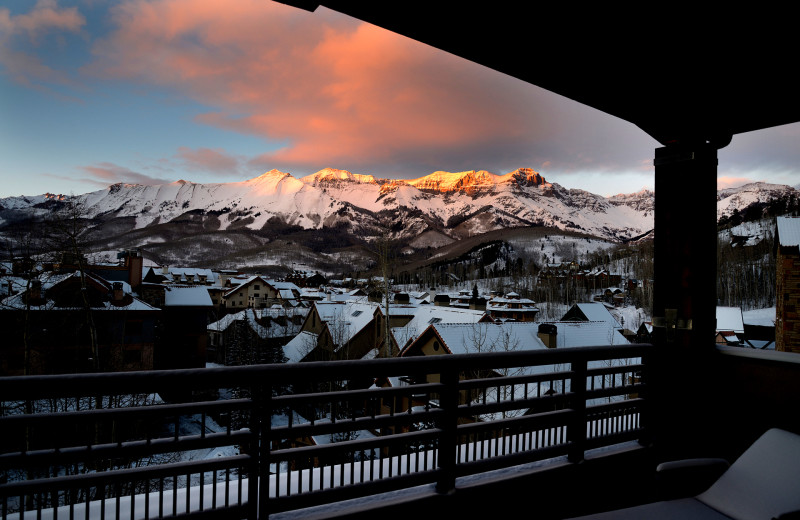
408 170 496 192
499 168 548 187
253 169 292 179
301 168 376 185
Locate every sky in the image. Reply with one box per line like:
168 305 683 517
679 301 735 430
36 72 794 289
1 0 799 200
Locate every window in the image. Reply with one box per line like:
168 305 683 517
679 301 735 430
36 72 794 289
125 320 143 337
123 349 142 365
428 317 442 324
352 310 363 317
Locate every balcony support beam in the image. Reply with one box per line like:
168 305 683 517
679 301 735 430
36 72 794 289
650 142 720 458
652 142 718 349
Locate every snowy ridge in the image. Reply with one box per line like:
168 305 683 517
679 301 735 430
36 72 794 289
0 167 660 242
717 182 798 221
3 175 797 245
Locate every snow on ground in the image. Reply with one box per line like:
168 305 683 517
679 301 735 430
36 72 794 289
508 234 614 265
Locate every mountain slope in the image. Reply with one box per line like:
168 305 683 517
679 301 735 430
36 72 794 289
0 167 657 243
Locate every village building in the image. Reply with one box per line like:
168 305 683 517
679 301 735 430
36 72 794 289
486 292 539 321
207 306 307 365
142 266 218 286
0 271 159 375
282 270 327 288
293 301 394 362
222 276 301 309
156 286 214 370
388 304 494 351
397 320 634 417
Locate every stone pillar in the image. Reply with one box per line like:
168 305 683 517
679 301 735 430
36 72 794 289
776 240 800 352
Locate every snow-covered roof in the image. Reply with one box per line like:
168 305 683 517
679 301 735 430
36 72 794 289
716 306 745 334
428 322 547 355
539 321 629 348
1 271 159 312
278 289 297 300
282 330 318 363
390 305 490 348
314 301 380 348
164 286 213 307
742 307 775 327
564 302 623 329
777 216 800 248
208 307 306 338
271 281 300 291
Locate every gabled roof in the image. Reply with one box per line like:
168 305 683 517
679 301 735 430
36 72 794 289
777 216 800 249
223 275 270 298
282 330 318 363
313 301 380 349
716 306 745 334
539 321 629 348
562 302 622 329
390 305 492 348
164 286 213 307
419 322 547 356
1 271 158 312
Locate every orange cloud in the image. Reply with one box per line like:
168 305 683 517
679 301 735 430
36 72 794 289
84 0 542 169
80 162 171 186
717 176 756 189
176 146 241 174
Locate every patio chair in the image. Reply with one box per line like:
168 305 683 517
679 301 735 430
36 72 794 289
570 428 800 520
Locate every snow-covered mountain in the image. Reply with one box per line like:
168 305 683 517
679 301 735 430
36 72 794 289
0 167 656 243
717 182 799 222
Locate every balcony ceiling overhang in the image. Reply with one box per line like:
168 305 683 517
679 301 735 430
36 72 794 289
279 2 800 148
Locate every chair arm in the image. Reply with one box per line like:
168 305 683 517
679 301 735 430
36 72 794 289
655 458 730 499
656 457 730 474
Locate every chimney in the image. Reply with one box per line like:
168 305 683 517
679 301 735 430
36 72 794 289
433 294 450 307
538 323 558 349
112 282 125 303
29 279 42 301
123 250 143 290
469 296 487 311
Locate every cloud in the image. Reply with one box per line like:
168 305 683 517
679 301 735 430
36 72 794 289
717 176 756 190
79 162 171 186
175 146 241 175
0 0 86 89
82 0 656 179
2 0 84 41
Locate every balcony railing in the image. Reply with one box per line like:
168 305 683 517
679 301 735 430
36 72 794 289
0 343 649 520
